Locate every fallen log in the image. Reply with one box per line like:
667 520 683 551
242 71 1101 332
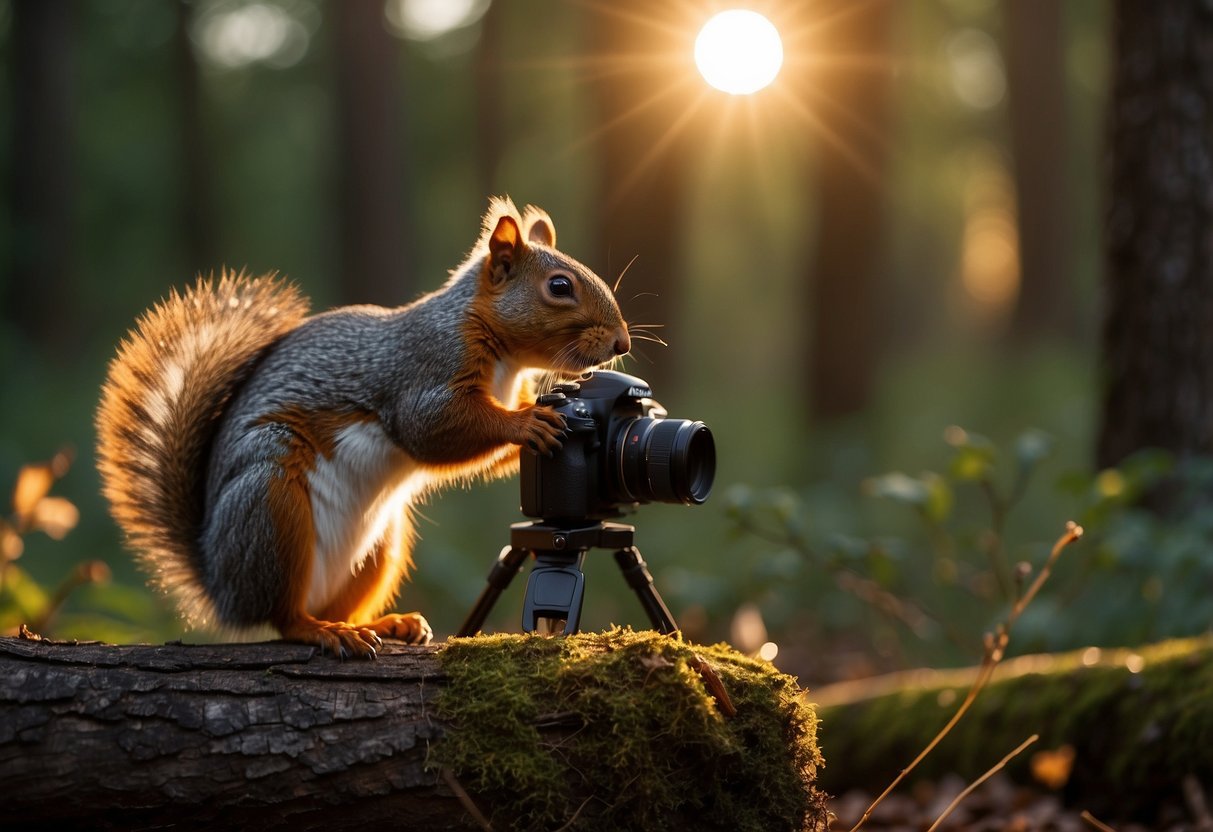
814 636 1213 822
0 629 827 831
0 635 455 831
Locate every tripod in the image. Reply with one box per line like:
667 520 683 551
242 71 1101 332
457 521 679 637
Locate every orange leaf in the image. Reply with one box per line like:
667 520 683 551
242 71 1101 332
32 497 79 540
12 465 54 523
1 526 23 561
1030 744 1075 790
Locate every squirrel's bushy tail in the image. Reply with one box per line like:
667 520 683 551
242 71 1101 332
96 271 309 628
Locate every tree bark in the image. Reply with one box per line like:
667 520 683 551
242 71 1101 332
1097 1 1213 471
0 637 470 831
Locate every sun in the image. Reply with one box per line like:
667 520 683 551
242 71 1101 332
694 9 784 95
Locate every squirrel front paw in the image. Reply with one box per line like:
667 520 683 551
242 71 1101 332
519 405 566 456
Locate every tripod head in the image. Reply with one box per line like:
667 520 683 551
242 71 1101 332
457 521 677 637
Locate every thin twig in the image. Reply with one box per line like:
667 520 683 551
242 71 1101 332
1081 809 1119 832
442 767 493 832
1183 774 1213 832
1010 522 1082 625
849 523 1083 832
848 655 999 832
978 478 1011 601
553 795 595 832
926 734 1038 832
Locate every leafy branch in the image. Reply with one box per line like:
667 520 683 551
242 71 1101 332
0 450 111 634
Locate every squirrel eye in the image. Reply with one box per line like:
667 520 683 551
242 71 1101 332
548 275 574 297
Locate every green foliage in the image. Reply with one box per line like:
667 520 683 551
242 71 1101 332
433 628 827 832
727 427 1213 667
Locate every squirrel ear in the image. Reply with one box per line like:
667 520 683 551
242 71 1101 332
525 213 556 248
488 215 521 284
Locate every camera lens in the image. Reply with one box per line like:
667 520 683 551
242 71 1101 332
616 418 715 505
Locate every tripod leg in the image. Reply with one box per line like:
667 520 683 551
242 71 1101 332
613 547 679 634
457 546 529 637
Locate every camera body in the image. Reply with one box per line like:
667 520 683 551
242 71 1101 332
519 370 715 524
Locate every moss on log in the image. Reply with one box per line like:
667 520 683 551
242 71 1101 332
0 629 825 831
815 637 1213 817
435 629 827 831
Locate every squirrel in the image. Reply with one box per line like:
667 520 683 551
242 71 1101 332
96 197 630 658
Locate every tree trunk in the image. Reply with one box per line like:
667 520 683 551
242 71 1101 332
0 637 467 831
174 0 218 275
589 2 691 390
333 2 412 305
1097 1 1213 471
474 0 503 196
5 0 76 360
1005 0 1074 341
804 0 894 420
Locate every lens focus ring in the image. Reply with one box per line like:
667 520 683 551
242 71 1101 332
616 418 715 506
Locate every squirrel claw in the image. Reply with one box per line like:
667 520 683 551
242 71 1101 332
365 612 433 645
282 617 381 660
520 405 566 456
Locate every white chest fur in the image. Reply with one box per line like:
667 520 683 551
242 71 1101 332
492 360 537 408
305 420 419 612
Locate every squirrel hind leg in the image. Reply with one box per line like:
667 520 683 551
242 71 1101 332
314 513 432 646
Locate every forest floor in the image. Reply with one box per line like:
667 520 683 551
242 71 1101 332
825 773 1202 832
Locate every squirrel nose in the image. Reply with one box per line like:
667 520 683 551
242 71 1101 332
613 327 631 356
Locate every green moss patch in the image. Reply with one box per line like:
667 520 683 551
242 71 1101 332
433 628 827 831
817 637 1213 815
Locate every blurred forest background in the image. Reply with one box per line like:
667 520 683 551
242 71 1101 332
1 0 1208 687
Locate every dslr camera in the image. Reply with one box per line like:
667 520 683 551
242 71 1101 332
520 370 716 523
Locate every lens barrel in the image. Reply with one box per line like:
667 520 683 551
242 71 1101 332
616 418 715 505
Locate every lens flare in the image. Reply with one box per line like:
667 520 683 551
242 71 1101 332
694 10 784 95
